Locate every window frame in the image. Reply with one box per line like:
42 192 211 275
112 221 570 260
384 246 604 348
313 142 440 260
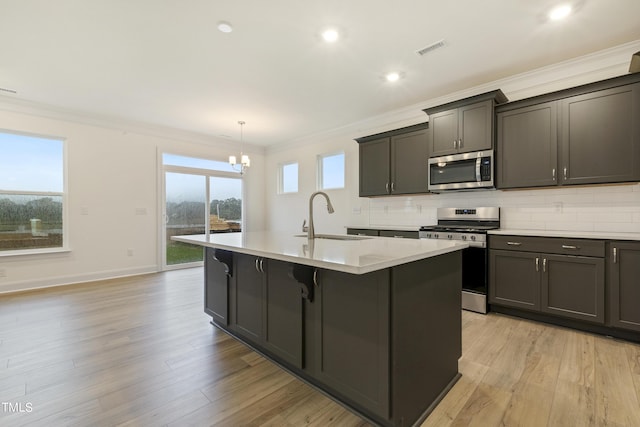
0 129 68 257
317 151 345 190
277 161 299 194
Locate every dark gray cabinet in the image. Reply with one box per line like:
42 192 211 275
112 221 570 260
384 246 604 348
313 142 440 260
428 100 493 156
204 249 463 427
424 90 507 157
496 76 640 190
231 254 304 368
205 248 230 325
560 83 640 185
313 268 390 418
231 253 265 342
608 241 640 332
357 124 429 196
497 102 558 188
489 235 605 324
346 228 419 239
262 259 304 368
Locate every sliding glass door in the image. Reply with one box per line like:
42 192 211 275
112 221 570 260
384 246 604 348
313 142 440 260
162 154 242 270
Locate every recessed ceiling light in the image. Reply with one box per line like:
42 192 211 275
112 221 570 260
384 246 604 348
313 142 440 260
548 4 572 20
386 72 400 82
217 21 233 33
321 28 339 43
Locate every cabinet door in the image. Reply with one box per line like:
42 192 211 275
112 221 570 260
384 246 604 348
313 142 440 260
390 129 429 194
609 241 640 331
497 102 558 188
428 108 458 156
560 83 640 185
489 249 540 310
541 254 605 324
205 248 229 325
458 100 493 153
232 254 264 342
263 259 304 368
313 268 390 418
359 137 390 196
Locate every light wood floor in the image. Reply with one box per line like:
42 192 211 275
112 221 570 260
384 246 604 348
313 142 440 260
0 268 639 427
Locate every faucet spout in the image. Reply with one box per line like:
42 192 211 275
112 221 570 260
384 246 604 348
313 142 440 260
308 191 335 239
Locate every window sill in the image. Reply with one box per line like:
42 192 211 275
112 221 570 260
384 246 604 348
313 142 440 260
0 247 71 258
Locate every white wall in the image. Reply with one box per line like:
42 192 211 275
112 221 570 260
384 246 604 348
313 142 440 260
265 40 640 235
0 106 265 293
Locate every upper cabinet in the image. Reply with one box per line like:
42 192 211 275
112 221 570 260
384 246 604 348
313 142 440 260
497 73 640 189
423 90 507 157
356 123 429 197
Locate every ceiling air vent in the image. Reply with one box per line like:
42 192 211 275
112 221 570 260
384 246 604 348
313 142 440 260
416 39 445 56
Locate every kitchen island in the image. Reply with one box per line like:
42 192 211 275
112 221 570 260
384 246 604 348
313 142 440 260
173 232 467 427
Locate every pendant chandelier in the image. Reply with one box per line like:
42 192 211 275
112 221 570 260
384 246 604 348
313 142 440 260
229 120 250 174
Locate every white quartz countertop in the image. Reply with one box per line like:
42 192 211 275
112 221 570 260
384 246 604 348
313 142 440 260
173 232 468 274
489 229 640 241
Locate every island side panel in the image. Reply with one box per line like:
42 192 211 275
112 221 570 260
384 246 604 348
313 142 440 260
391 250 462 425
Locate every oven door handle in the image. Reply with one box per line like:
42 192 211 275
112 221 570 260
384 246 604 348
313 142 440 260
476 157 482 182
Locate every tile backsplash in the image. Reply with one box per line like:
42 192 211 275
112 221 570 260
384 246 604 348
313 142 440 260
363 183 640 233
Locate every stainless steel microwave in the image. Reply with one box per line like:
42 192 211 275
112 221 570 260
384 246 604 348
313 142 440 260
428 150 494 192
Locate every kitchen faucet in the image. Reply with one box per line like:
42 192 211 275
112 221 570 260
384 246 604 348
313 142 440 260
305 191 335 239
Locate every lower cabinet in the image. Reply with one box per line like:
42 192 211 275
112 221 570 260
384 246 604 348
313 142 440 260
489 236 605 324
313 268 390 418
230 253 305 368
608 241 640 332
206 250 462 427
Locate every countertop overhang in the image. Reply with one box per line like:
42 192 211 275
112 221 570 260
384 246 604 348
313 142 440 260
489 229 640 241
173 232 468 274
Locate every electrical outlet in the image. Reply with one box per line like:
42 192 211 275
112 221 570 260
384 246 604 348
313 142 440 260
127 248 134 257
135 207 147 215
352 207 361 214
80 206 89 215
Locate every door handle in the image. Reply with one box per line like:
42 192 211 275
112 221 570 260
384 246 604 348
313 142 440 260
391 182 395 192
552 168 556 180
458 139 462 149
613 247 617 263
453 140 457 149
255 258 260 272
561 245 579 250
385 182 389 193
313 269 319 287
563 167 568 180
259 258 264 273
543 258 547 273
535 257 539 272
506 241 522 246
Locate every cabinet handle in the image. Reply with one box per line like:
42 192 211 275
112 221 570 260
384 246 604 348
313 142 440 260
458 139 462 149
385 182 389 193
453 140 457 149
613 247 617 263
561 245 579 250
563 167 568 180
393 235 404 238
391 182 395 192
552 168 556 180
255 258 260 272
535 257 539 272
506 241 522 246
313 269 318 287
543 258 547 273
259 258 264 273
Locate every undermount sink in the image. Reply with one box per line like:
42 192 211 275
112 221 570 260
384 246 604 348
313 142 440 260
294 234 372 241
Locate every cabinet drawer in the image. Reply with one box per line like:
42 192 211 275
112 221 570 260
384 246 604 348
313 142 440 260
379 230 419 239
347 228 380 237
490 235 604 257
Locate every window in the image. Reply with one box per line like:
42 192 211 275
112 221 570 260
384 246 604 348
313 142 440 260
278 162 299 194
0 130 65 254
318 152 345 190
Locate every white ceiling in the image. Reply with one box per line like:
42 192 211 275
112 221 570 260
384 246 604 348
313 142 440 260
1 0 640 147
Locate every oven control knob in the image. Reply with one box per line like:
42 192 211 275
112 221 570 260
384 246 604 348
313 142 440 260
433 233 439 239
426 233 431 239
447 234 453 240
470 235 476 241
461 235 467 241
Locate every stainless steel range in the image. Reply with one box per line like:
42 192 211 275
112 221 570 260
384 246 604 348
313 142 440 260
419 207 500 313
